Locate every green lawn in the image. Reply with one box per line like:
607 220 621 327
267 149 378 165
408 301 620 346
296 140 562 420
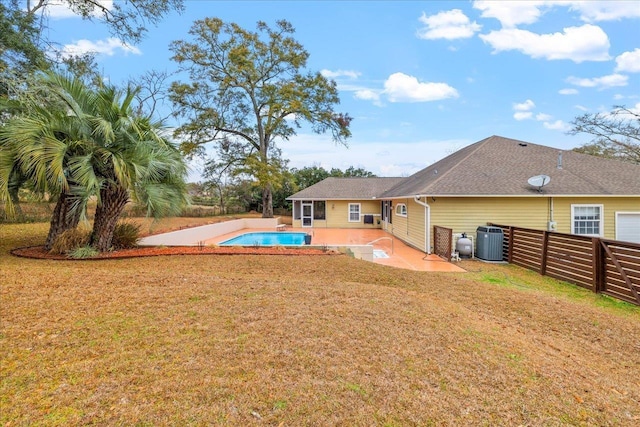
1 220 639 426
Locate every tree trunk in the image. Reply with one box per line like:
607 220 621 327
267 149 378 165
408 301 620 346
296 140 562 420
218 186 226 215
44 191 82 250
262 183 273 218
90 184 130 252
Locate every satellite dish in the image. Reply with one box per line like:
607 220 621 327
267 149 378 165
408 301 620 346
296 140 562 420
528 175 551 192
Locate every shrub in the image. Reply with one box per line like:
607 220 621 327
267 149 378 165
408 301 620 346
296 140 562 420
121 203 147 218
50 228 90 255
69 246 99 259
180 206 219 217
0 202 54 224
112 221 141 249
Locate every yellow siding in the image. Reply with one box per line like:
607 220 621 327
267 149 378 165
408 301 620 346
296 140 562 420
294 196 639 247
387 199 427 252
550 197 639 240
430 197 549 238
428 196 639 248
294 200 382 228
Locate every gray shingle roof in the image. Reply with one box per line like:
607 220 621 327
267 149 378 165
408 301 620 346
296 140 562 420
381 135 640 197
287 177 405 200
287 136 640 201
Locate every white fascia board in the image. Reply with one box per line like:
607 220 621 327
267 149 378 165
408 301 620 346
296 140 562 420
383 194 639 199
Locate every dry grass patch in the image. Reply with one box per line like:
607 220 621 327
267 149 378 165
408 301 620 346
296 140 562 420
1 222 639 426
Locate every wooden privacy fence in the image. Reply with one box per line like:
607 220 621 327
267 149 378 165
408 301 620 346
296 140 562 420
433 225 453 261
489 224 640 306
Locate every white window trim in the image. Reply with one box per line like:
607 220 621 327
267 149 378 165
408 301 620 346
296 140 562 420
348 203 361 222
571 204 604 237
395 203 407 217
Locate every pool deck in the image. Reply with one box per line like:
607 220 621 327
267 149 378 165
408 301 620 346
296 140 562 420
205 227 465 273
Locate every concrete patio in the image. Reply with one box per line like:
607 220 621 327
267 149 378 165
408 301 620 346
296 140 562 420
139 218 465 272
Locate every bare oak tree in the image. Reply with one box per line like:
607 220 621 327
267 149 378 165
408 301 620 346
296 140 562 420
570 105 640 164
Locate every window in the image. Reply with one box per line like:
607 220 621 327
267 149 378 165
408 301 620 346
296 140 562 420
293 201 301 220
395 203 407 217
348 203 360 222
571 204 603 236
313 201 326 220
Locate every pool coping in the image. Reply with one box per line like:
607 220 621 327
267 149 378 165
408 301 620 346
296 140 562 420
218 231 310 246
139 221 465 273
138 218 281 246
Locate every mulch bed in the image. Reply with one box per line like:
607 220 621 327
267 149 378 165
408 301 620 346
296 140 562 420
11 245 334 261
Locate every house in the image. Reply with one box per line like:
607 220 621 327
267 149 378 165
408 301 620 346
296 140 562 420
287 135 640 251
288 177 405 228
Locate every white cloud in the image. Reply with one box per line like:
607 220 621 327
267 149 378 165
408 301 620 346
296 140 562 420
570 1 640 22
473 1 547 28
417 9 481 40
383 73 459 103
343 73 459 106
354 89 384 107
615 48 640 73
627 102 640 115
574 105 589 111
613 94 625 100
480 24 610 63
279 134 471 176
58 37 141 59
507 103 569 130
354 89 380 101
512 99 556 122
543 120 571 131
39 0 113 19
602 103 640 118
513 111 533 121
513 99 535 111
559 88 579 95
473 1 640 28
566 73 628 89
320 69 361 79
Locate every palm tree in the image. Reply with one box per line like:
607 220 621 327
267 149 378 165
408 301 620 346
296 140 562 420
86 115 188 251
0 72 189 251
1 87 86 247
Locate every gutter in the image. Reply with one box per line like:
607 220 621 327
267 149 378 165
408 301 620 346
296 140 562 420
413 196 431 254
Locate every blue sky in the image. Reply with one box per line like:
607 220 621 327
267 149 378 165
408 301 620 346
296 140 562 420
41 1 640 180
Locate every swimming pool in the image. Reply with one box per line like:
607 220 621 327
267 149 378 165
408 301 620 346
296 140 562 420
219 232 309 246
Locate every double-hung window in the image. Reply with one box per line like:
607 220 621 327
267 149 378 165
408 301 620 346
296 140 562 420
571 204 603 236
348 203 360 222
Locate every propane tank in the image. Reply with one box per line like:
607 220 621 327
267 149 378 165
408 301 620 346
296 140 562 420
456 233 473 258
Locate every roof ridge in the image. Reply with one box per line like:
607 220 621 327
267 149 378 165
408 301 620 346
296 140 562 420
325 176 405 180
417 135 494 195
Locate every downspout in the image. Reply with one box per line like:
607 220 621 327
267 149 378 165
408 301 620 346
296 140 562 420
548 197 556 231
414 196 431 254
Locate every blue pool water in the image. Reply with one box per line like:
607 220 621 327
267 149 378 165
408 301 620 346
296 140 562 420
220 232 308 246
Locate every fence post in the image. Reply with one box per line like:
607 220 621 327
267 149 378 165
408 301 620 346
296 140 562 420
540 231 549 276
592 237 604 293
507 227 514 264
